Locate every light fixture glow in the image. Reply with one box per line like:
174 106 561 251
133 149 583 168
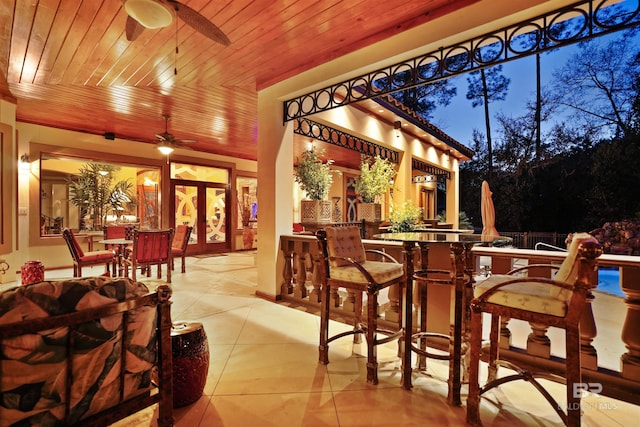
157 144 174 155
19 153 30 171
124 0 174 29
394 120 401 138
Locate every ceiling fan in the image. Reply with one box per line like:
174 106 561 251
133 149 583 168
123 0 231 46
155 115 196 154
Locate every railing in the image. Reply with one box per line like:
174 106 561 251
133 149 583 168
499 231 569 249
279 233 405 328
278 234 640 406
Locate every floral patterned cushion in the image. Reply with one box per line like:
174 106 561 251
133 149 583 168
0 276 157 426
330 260 404 284
326 227 366 267
552 232 596 299
473 232 597 317
474 275 567 316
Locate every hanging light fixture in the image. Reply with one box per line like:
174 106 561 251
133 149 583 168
124 0 174 29
157 143 174 155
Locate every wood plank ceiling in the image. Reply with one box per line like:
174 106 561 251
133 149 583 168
0 0 473 168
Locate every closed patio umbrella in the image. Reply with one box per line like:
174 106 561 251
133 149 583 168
481 180 499 237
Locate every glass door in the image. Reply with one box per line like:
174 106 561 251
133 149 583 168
172 180 230 253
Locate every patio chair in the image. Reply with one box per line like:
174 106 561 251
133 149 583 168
466 233 602 427
315 226 405 384
123 229 174 283
62 228 114 277
171 225 193 273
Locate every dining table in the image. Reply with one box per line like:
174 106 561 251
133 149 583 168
98 238 133 277
373 232 512 405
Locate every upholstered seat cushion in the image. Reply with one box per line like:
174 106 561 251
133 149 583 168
79 249 114 262
473 232 598 317
330 260 404 284
473 275 567 317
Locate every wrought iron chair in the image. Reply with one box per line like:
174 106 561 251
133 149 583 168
315 226 405 384
171 225 193 273
62 228 114 277
466 233 602 427
123 229 174 283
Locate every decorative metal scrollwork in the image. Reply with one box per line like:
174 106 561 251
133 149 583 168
293 118 399 163
411 158 450 181
284 0 640 122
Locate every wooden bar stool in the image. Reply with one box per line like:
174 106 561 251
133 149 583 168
316 226 405 384
466 233 602 426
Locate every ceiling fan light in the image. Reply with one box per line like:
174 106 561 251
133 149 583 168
157 144 174 155
125 0 173 29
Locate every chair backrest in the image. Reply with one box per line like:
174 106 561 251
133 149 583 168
62 228 84 260
551 232 598 297
324 226 366 267
172 225 193 252
104 224 136 240
132 229 174 263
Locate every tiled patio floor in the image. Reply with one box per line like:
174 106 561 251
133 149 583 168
4 252 638 426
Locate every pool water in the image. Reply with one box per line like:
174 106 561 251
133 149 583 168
598 268 624 297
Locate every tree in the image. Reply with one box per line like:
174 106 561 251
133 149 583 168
588 137 640 224
390 81 457 120
551 33 640 139
376 68 457 120
459 131 489 229
466 65 510 183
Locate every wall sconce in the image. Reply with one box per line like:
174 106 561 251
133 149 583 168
19 153 30 171
394 121 401 138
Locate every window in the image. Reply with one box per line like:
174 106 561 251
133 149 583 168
40 153 161 235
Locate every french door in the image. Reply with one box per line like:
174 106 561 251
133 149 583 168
171 180 230 254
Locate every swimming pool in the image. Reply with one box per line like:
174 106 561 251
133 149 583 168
598 267 624 297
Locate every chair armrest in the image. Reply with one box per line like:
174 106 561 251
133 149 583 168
328 255 377 284
365 249 401 264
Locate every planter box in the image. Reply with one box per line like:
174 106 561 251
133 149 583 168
357 202 382 222
301 200 333 223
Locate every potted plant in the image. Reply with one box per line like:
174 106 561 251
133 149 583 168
68 162 136 230
294 147 338 223
389 200 422 232
354 155 397 222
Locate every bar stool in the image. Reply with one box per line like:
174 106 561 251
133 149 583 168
315 226 405 384
466 233 602 426
410 242 472 406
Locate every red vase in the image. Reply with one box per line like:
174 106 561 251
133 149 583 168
21 260 44 285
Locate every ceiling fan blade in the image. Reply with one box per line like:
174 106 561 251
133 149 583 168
155 134 167 141
169 1 231 46
176 139 198 146
125 15 144 41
